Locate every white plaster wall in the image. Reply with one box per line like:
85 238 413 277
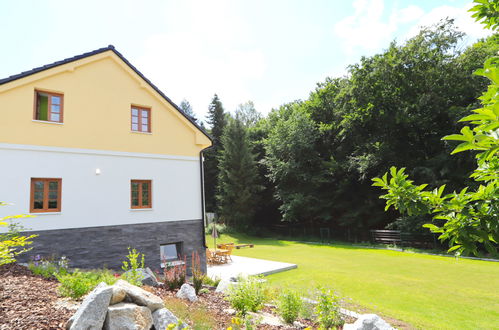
0 144 203 231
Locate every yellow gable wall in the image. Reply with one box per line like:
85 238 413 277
0 51 211 157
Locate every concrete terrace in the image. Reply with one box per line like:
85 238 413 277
207 255 297 280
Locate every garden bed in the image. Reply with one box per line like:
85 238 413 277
0 263 320 329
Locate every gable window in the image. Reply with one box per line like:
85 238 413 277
131 106 151 132
131 180 152 208
35 90 63 123
30 178 62 213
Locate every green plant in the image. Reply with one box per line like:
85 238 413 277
203 275 221 287
0 202 37 266
121 247 145 286
56 269 117 299
205 222 227 235
28 255 69 279
191 251 205 295
164 297 216 329
163 257 187 290
372 0 499 258
226 276 267 316
277 289 302 324
315 288 344 330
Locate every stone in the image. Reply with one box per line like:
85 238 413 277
69 282 113 330
293 320 306 329
247 311 284 327
123 267 160 287
215 279 239 293
104 303 153 330
152 307 185 329
110 286 127 305
176 283 198 302
115 279 164 312
343 314 395 330
223 308 236 316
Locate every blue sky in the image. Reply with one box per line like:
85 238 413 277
0 0 489 122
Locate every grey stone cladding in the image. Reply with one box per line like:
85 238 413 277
19 219 206 273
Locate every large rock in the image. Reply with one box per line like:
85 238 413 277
123 267 160 287
110 286 127 305
115 279 164 311
176 283 198 302
215 279 239 294
68 282 113 330
152 308 185 329
104 303 153 330
343 314 395 330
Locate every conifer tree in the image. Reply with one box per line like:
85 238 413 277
204 94 226 211
179 99 197 123
217 115 260 229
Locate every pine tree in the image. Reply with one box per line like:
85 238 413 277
204 94 226 211
217 115 260 229
179 99 198 123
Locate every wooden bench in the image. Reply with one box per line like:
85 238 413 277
371 230 436 248
217 243 255 249
370 230 402 245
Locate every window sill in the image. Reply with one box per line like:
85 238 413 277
29 212 62 215
129 208 153 211
161 260 185 268
32 120 64 125
130 131 152 135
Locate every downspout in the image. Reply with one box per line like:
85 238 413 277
200 146 213 248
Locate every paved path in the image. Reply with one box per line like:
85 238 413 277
207 255 297 280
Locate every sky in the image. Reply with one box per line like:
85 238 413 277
0 0 491 123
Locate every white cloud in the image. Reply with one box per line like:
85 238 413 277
405 2 492 41
334 0 490 55
135 0 266 123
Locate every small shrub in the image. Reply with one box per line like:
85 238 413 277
226 276 267 316
203 275 221 287
121 247 145 286
277 289 302 324
205 222 227 235
315 288 344 329
0 204 37 266
191 251 205 295
28 255 69 279
163 257 187 290
56 269 117 299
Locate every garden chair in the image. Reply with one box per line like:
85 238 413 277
206 248 222 265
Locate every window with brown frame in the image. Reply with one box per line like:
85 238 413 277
131 106 151 132
30 178 62 213
34 90 64 123
131 180 152 208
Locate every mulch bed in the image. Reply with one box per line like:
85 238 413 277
0 263 317 329
0 263 73 330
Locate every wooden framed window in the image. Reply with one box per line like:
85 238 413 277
131 106 151 132
30 178 62 213
34 90 64 123
131 180 152 208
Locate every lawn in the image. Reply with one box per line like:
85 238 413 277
207 233 499 330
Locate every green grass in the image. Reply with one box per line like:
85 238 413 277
208 233 499 329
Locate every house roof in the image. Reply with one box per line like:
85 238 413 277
0 45 212 142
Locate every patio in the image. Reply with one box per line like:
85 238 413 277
207 255 297 280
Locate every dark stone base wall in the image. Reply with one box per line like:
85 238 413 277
19 219 206 273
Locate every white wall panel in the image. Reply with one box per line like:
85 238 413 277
0 144 202 231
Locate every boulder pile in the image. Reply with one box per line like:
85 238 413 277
66 279 183 330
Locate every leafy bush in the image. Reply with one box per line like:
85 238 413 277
0 202 37 266
277 289 302 324
191 251 205 294
56 269 117 299
204 222 227 235
28 255 69 279
163 257 187 290
226 276 267 316
315 288 344 329
121 247 145 286
203 275 221 288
